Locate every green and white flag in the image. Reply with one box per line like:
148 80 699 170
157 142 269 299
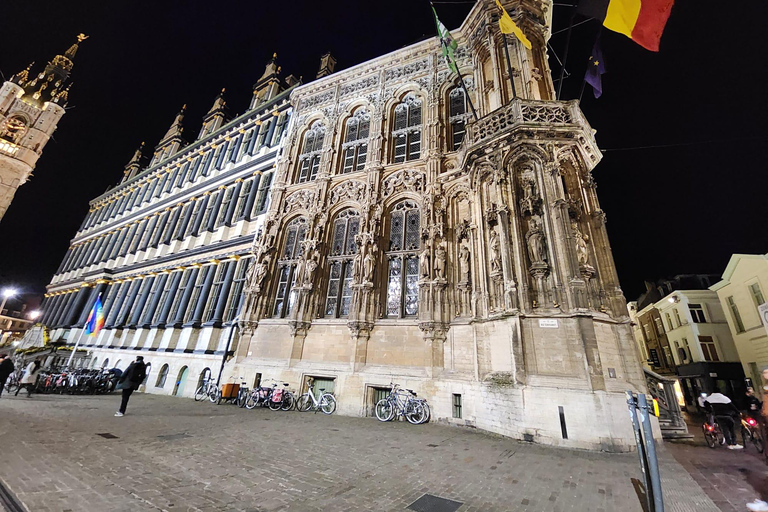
431 4 458 73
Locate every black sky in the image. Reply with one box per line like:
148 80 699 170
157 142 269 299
0 1 766 302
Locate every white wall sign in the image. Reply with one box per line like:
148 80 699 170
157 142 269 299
539 319 559 329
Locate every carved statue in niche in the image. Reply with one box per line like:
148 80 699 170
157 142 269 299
364 244 376 283
519 175 540 217
303 249 319 286
528 68 543 100
252 258 270 293
526 217 547 265
368 203 382 234
572 222 590 267
352 249 363 283
489 227 502 273
295 255 306 286
434 241 447 280
459 243 471 283
419 246 430 278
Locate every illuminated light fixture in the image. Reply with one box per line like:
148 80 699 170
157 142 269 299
28 310 41 320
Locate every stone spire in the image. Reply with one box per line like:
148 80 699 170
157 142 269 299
250 53 284 109
151 106 187 167
160 104 186 143
199 89 230 139
14 34 87 107
121 142 145 183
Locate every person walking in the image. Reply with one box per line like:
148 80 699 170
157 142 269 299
703 391 743 449
0 354 14 397
114 356 146 417
15 358 41 397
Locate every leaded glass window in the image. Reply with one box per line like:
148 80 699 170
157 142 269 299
297 121 325 183
392 94 422 163
273 218 307 318
325 209 360 318
386 201 420 317
341 110 370 174
449 88 470 151
224 257 251 322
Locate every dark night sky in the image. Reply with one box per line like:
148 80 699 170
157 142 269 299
0 1 766 304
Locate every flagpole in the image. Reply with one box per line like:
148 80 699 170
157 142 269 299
556 3 579 100
501 33 518 99
455 67 479 121
66 328 86 368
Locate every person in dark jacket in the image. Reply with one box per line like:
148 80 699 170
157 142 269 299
704 392 743 449
746 387 763 415
0 354 14 397
115 356 147 417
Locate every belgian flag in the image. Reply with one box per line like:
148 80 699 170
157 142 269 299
578 0 675 52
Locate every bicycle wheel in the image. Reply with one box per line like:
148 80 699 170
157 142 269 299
375 399 395 422
281 392 295 411
405 401 426 425
245 392 259 410
6 381 18 394
754 431 765 453
237 391 248 408
418 402 431 424
296 394 312 412
194 385 206 402
207 385 219 403
268 397 282 411
320 394 337 415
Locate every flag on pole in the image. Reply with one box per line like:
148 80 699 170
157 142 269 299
494 0 532 50
84 295 105 337
584 39 606 98
578 0 675 52
431 4 458 73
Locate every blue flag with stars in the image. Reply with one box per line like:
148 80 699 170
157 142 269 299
585 39 606 98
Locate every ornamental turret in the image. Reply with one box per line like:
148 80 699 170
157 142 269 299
150 105 187 167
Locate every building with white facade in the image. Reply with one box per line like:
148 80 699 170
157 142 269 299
711 253 768 387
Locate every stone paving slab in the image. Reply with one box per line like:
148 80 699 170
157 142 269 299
0 393 717 512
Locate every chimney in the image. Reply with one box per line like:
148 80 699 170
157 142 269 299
316 52 336 79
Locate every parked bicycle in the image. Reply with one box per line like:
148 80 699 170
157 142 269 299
703 416 726 448
296 384 336 414
216 377 250 407
268 382 295 411
375 383 429 425
245 381 277 409
741 413 764 453
194 377 219 403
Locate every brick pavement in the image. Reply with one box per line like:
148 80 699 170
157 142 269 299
666 413 768 512
0 392 717 512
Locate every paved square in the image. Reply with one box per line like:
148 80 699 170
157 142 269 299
0 393 716 511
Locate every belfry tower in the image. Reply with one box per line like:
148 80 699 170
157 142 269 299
0 34 86 221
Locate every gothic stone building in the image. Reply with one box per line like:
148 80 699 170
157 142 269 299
232 0 645 451
41 57 293 395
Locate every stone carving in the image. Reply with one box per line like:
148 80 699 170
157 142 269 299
489 228 501 273
382 169 425 198
572 222 590 267
519 176 541 217
329 180 366 205
459 243 471 283
384 59 429 82
352 249 363 283
283 189 315 214
420 246 430 278
363 245 376 283
300 90 334 111
434 241 447 280
368 203 383 234
303 249 319 286
526 217 547 265
520 103 572 124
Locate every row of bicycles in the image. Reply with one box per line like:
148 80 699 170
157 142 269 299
374 383 431 425
194 378 337 414
5 367 118 395
702 412 764 451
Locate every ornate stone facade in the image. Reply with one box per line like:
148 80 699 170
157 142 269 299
231 0 645 451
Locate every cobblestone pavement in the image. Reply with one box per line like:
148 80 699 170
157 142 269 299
666 413 768 512
0 392 717 512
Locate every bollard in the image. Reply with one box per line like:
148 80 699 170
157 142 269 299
638 393 664 512
627 390 654 512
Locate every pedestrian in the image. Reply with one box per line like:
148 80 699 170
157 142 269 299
14 358 41 397
114 356 146 417
0 354 14 398
747 369 768 511
703 391 743 449
746 387 763 416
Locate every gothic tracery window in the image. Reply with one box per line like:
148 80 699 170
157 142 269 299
296 121 325 183
386 200 420 317
273 217 308 318
325 209 361 318
392 94 422 163
341 110 370 174
449 87 470 151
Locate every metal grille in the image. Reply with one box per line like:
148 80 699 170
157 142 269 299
407 494 463 512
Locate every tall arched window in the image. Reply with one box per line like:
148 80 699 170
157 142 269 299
273 217 308 317
297 122 325 183
449 87 470 151
325 209 361 318
392 94 422 163
156 363 169 387
341 110 370 174
386 200 420 317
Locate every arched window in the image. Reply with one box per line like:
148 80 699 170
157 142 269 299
386 200 420 317
198 367 212 389
341 110 370 174
91 357 98 369
297 121 325 183
156 363 170 387
102 358 110 369
142 363 151 385
273 217 308 317
325 209 361 317
392 94 422 163
448 88 470 151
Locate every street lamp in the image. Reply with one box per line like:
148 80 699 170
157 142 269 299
0 288 17 315
28 310 40 320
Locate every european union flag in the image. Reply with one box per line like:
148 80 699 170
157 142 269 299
585 39 606 98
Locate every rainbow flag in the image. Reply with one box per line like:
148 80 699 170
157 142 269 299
84 295 105 337
579 0 675 52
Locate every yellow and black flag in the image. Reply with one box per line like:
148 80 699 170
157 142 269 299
494 0 532 50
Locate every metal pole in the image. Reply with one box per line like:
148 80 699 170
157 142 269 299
65 328 86 368
456 70 479 121
556 3 579 100
501 33 517 99
638 393 665 512
217 320 238 386
627 391 654 512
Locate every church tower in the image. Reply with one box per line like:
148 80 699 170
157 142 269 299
0 34 86 221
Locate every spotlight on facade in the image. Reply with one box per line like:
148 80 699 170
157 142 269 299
2 288 16 298
668 296 679 304
29 310 41 320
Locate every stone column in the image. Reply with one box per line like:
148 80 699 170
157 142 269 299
205 261 237 327
153 271 182 328
128 276 156 327
140 273 168 328
187 266 216 327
